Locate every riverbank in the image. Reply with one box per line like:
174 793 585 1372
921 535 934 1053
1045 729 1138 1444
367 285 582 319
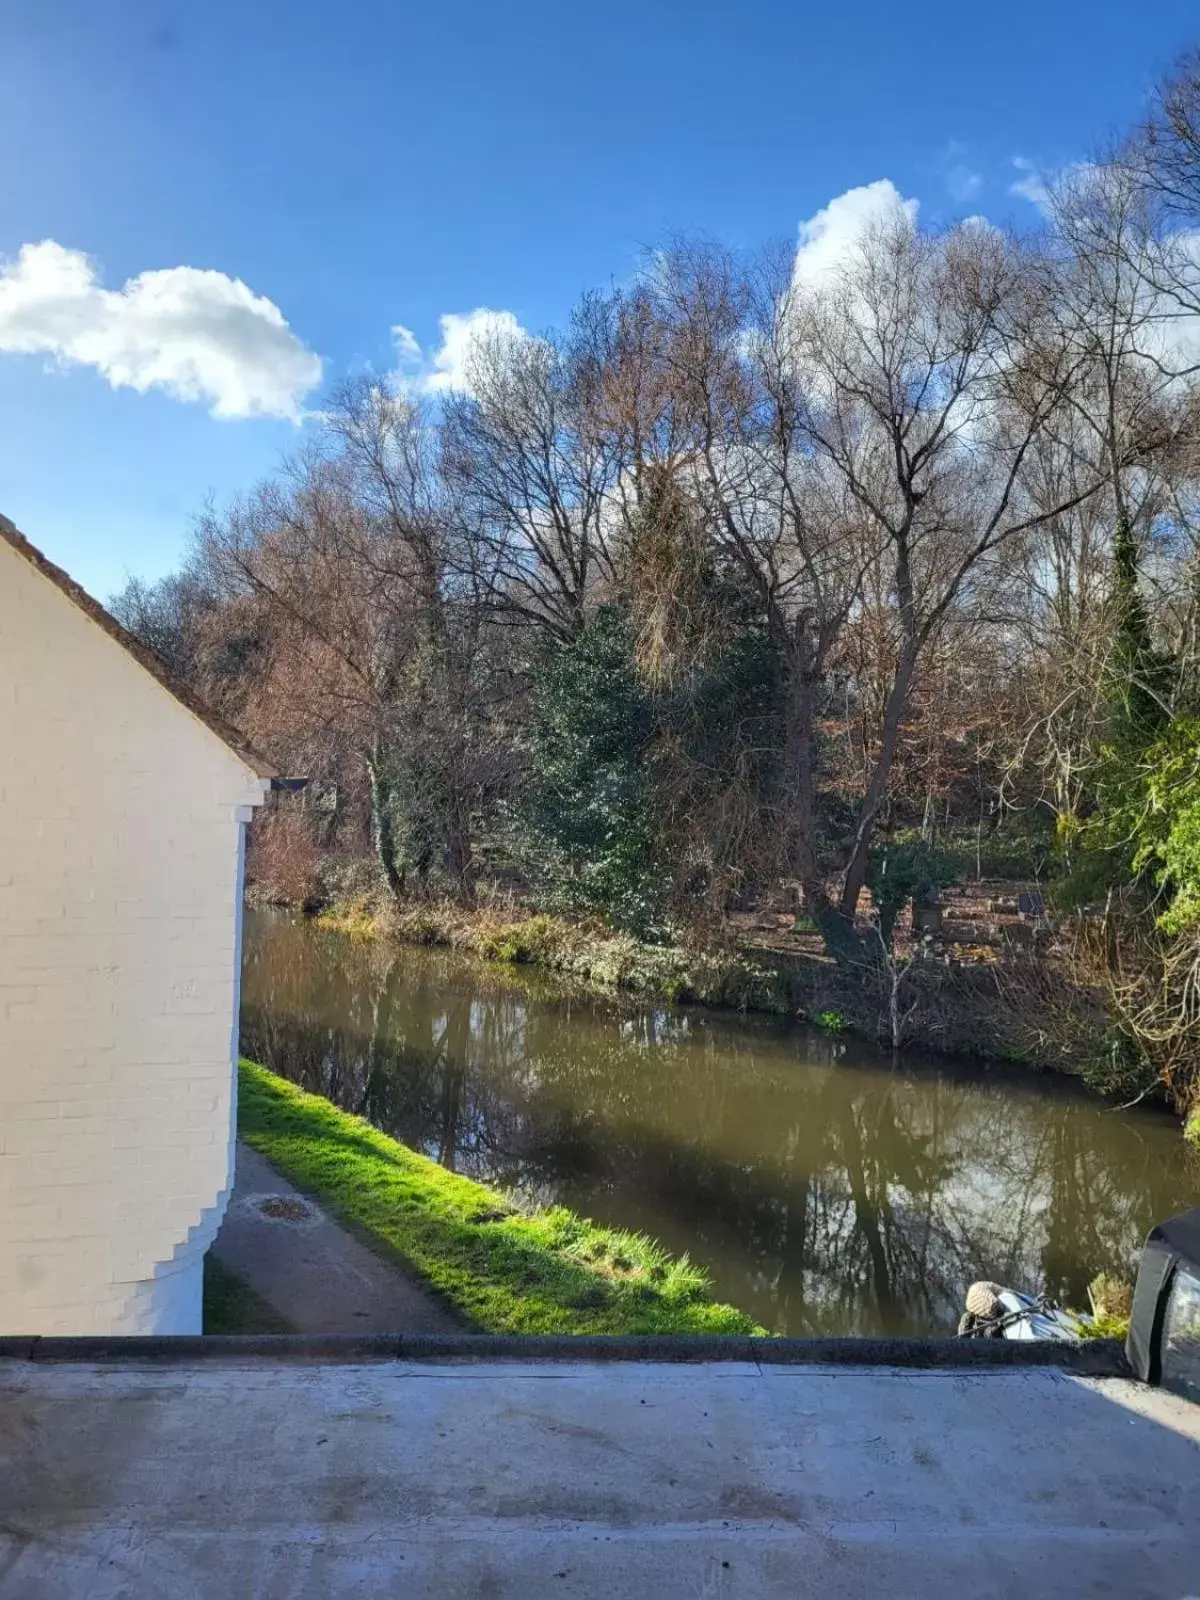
310 894 1071 1073
316 897 785 1010
237 1060 762 1336
275 891 1200 1138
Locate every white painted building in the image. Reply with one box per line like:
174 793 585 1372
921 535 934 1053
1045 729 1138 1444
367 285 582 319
0 517 274 1335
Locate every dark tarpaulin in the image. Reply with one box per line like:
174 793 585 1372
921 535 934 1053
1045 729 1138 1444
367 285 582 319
1127 1207 1200 1391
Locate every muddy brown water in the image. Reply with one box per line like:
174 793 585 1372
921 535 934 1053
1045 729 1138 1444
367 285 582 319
240 909 1199 1336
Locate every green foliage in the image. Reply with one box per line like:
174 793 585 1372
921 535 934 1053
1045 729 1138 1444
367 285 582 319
1109 514 1175 747
1128 720 1200 935
1075 1272 1133 1341
1078 1029 1157 1101
817 1009 846 1032
1057 523 1178 914
1071 717 1200 933
1053 831 1129 916
382 745 454 885
867 840 957 948
473 912 563 965
238 1060 762 1335
1076 1312 1131 1340
517 607 663 936
1045 537 1200 1110
930 813 1060 882
1054 714 1200 1111
649 598 785 906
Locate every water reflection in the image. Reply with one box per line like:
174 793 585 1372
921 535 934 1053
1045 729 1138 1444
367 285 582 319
240 911 1199 1336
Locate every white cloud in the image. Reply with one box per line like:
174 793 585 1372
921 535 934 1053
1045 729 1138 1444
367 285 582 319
793 180 920 293
1010 157 1051 213
391 323 422 368
939 143 983 205
0 240 321 419
393 307 528 396
1140 230 1200 375
946 164 983 203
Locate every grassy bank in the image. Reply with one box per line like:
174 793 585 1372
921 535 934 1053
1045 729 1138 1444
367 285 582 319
317 897 784 1011
202 1254 292 1334
238 1060 762 1336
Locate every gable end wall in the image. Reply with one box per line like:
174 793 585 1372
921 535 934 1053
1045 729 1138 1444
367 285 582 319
0 540 267 1333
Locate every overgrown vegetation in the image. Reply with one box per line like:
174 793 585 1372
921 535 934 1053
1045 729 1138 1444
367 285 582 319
515 606 662 936
319 897 781 1008
113 48 1200 1125
1070 1273 1135 1342
237 1060 762 1335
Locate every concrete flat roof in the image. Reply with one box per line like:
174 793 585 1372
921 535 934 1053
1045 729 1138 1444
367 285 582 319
2 1351 1197 1598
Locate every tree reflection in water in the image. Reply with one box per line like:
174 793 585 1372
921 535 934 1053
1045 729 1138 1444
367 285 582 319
240 911 1199 1336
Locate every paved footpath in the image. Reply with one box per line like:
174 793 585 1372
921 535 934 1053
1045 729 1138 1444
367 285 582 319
1 1356 1197 1597
211 1142 460 1334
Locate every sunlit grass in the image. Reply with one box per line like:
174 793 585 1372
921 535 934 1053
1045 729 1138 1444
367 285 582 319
237 1060 763 1336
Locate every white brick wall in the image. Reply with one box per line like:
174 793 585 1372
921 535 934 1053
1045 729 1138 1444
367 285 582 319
0 540 267 1334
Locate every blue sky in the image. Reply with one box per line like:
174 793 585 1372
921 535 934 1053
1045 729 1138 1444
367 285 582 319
1 0 1197 599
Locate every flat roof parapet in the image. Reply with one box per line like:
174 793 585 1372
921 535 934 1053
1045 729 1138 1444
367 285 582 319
0 1332 1130 1375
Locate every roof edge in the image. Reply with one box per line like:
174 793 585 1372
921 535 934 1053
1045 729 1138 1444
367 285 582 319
0 515 278 781
0 1333 1130 1374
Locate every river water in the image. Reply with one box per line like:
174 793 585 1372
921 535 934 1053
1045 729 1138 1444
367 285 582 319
240 909 1198 1336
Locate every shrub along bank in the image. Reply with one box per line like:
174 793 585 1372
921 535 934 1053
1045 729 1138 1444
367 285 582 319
317 897 784 1011
237 1060 762 1336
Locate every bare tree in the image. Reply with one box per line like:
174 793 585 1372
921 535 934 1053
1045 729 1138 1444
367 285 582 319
776 210 1105 947
200 385 508 902
440 303 626 639
606 243 872 931
1130 50 1200 333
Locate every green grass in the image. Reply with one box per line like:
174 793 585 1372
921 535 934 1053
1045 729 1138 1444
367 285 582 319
202 1253 293 1334
237 1059 763 1336
1186 1110 1200 1152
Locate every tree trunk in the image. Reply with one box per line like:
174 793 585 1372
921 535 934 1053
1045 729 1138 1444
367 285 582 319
783 667 820 889
783 646 874 966
888 959 904 1051
804 888 870 967
366 749 405 900
838 645 918 922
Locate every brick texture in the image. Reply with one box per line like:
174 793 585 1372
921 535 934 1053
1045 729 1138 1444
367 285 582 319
0 540 267 1333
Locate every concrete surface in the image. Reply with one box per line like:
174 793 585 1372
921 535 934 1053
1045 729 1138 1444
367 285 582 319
210 1143 460 1334
1 1356 1197 1598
